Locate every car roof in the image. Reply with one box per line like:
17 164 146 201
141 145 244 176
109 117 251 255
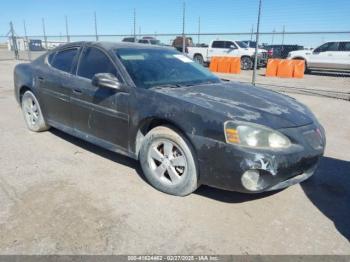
56 41 174 51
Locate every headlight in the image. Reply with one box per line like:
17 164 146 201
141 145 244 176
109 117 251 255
224 121 291 149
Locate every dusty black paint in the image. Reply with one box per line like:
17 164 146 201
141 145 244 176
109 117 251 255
14 41 326 193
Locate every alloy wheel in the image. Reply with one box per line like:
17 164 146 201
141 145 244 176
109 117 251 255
147 139 187 185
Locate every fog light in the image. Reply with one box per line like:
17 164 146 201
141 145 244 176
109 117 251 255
241 170 265 191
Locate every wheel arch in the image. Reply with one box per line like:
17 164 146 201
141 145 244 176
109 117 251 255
193 53 203 58
19 85 33 103
134 117 195 160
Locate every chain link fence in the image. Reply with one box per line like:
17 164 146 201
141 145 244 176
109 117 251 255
1 0 349 98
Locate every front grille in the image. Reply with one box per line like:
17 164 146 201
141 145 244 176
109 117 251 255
261 52 268 59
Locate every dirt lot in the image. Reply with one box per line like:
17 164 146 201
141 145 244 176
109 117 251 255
0 60 349 255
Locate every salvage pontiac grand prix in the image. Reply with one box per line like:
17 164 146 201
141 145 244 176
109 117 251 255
14 42 326 196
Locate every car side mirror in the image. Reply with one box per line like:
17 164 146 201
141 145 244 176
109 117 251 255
229 45 236 49
91 73 126 91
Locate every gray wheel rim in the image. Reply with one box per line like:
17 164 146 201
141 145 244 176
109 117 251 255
194 56 203 65
23 94 40 128
241 57 252 70
147 139 187 185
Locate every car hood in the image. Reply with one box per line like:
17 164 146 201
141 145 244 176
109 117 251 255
153 82 314 129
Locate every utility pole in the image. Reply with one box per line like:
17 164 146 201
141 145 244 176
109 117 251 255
250 24 254 41
94 11 99 41
281 25 285 45
133 8 136 42
197 16 201 45
271 28 275 44
42 18 48 50
9 22 19 60
252 0 262 86
65 15 70 43
23 20 31 60
182 2 186 54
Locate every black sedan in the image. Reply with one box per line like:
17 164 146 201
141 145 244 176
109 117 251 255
14 42 326 196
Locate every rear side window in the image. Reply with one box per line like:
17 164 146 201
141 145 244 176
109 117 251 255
212 41 225 48
51 48 78 73
339 42 350 51
77 47 117 80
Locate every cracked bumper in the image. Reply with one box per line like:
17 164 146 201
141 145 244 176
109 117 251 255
191 124 325 193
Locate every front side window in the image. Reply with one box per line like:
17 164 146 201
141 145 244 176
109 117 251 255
236 41 248 48
315 42 339 52
51 48 78 73
77 47 117 80
115 48 220 89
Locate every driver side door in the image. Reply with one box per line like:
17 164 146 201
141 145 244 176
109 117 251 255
70 46 130 149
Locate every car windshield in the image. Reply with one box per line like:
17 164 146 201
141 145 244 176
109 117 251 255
115 48 220 89
236 41 249 48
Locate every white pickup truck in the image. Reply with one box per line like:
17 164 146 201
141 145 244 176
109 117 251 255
288 40 350 73
187 40 268 70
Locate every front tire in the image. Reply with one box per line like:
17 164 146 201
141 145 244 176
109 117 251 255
21 90 49 132
139 126 198 196
241 56 253 70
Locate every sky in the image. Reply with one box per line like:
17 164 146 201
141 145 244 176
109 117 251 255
1 0 349 47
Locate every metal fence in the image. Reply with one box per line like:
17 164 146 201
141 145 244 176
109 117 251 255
1 0 349 89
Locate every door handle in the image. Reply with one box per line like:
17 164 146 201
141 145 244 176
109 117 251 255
73 88 82 94
38 76 44 81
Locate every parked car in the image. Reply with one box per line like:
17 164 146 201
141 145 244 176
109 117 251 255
14 41 326 196
288 41 350 72
172 36 193 53
187 40 268 70
265 45 304 59
122 37 137 43
138 37 161 45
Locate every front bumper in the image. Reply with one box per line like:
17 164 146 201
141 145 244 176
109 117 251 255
191 123 325 193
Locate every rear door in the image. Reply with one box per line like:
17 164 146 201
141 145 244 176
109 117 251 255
39 47 80 127
70 46 130 149
308 42 339 69
338 42 350 70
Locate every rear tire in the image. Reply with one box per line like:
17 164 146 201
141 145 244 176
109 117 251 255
139 126 198 196
193 54 204 66
21 90 49 132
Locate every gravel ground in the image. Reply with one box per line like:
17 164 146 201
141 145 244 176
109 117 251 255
0 60 349 255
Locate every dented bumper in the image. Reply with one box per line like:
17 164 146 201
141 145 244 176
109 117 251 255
191 123 325 193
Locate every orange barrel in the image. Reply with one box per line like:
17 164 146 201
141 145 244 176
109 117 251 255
292 60 305 78
265 59 280 77
229 57 241 74
217 57 232 73
209 56 220 72
276 60 294 78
